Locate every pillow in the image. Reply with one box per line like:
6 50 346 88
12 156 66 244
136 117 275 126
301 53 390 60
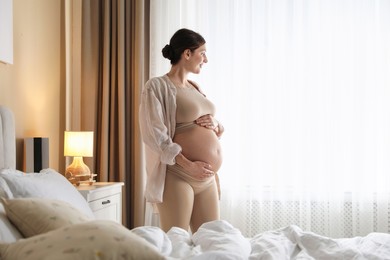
0 203 23 243
0 220 165 260
1 197 92 238
0 168 95 219
0 177 12 199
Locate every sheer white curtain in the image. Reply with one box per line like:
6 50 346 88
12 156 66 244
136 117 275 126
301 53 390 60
148 0 390 238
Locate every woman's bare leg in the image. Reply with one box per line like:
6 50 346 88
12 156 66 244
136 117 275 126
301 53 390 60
190 177 220 233
157 172 194 232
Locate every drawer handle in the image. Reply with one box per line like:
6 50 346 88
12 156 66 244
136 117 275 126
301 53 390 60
102 200 111 205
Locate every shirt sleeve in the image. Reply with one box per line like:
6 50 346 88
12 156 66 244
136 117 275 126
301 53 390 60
139 81 181 165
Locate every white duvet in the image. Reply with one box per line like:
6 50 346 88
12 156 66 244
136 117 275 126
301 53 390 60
130 220 390 259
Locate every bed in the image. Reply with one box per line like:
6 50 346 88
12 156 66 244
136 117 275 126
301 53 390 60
1 105 390 260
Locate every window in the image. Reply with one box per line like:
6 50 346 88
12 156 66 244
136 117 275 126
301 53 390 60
150 0 390 237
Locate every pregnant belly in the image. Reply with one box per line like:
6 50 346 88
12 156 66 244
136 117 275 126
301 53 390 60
173 124 223 172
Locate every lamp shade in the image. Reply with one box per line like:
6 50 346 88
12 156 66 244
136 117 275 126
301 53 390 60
64 131 93 157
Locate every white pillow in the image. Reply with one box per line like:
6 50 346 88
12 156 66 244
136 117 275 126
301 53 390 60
1 197 92 238
0 177 12 199
0 220 164 260
0 168 95 219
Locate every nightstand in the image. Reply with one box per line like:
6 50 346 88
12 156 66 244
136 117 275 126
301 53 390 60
77 182 124 224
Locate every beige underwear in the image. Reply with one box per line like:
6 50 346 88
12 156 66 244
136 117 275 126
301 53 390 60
166 164 214 194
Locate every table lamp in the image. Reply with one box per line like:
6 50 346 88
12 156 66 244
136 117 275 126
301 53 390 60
64 131 94 185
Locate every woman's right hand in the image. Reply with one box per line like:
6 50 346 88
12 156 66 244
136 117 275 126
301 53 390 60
175 152 215 179
186 161 215 180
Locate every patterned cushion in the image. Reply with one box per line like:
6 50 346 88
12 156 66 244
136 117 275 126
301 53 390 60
1 197 92 237
0 220 164 260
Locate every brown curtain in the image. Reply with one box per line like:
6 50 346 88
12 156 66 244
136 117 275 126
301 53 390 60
79 0 148 228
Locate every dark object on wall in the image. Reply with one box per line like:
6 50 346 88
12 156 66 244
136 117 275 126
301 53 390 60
24 137 49 172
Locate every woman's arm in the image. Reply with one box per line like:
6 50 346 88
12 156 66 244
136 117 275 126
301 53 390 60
139 82 181 165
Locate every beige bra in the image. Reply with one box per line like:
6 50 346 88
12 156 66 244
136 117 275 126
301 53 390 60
175 85 216 133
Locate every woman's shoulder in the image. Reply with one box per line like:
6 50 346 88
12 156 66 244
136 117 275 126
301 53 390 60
144 75 172 92
145 75 170 87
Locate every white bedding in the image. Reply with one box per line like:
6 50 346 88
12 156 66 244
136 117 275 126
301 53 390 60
132 220 390 260
1 168 387 260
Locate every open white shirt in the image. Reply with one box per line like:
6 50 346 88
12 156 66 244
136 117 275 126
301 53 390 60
139 75 182 203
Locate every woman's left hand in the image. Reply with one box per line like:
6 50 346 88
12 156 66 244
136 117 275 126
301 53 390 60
195 114 218 130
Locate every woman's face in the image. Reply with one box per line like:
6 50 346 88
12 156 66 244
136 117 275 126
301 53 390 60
187 44 208 74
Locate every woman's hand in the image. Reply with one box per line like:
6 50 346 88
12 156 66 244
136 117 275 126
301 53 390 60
195 114 224 137
195 114 218 130
175 153 214 180
186 161 215 180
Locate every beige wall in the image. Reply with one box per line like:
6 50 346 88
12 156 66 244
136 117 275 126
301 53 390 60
0 0 65 172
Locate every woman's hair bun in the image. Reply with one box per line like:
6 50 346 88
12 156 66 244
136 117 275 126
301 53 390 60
162 44 173 60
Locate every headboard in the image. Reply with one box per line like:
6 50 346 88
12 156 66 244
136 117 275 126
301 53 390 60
0 106 16 169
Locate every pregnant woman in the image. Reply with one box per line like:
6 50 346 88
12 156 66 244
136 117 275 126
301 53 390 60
139 28 224 233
